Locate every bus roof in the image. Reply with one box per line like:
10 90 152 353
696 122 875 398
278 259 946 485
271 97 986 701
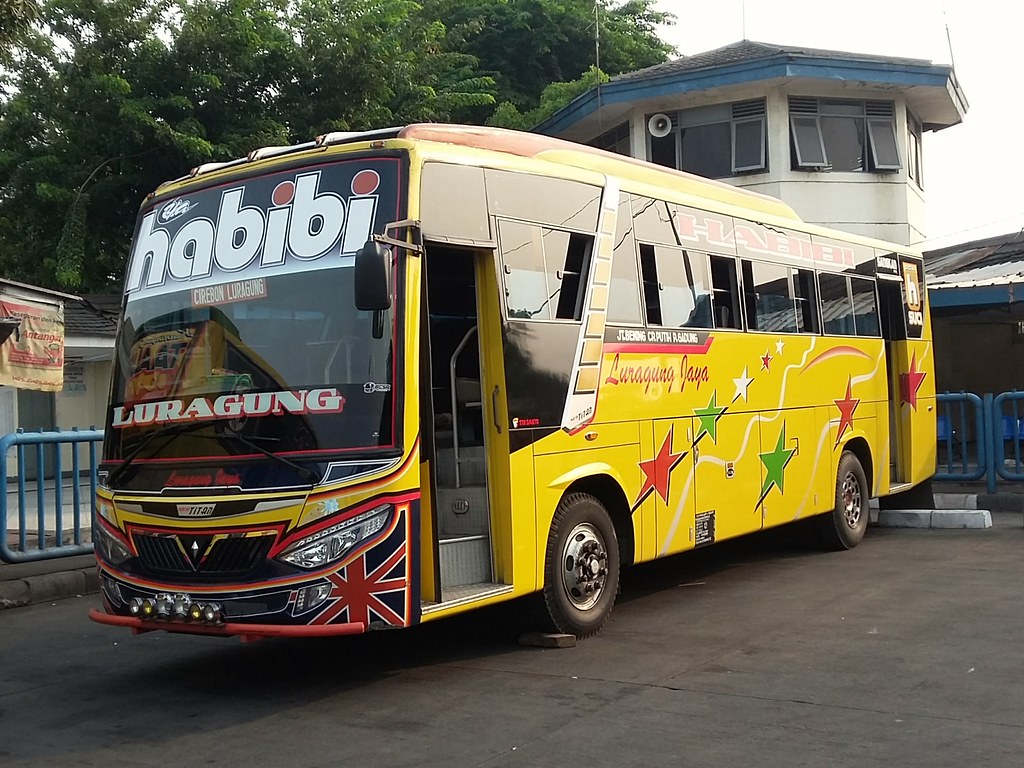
154 123 918 256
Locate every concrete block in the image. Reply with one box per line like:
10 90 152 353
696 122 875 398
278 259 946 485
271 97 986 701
519 632 577 648
929 510 992 529
875 509 932 528
933 493 978 510
874 509 993 529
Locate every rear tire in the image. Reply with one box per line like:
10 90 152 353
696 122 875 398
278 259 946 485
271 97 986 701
815 451 869 550
542 493 620 638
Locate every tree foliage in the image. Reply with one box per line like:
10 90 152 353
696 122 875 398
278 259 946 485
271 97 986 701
0 0 39 64
0 0 673 291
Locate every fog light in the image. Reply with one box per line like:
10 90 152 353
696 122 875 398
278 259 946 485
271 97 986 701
294 583 332 613
189 603 203 621
155 594 173 618
128 597 143 616
202 603 222 623
141 598 156 618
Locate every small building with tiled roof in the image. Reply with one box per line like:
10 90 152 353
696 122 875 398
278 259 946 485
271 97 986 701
925 231 1024 396
0 286 118 475
536 40 967 246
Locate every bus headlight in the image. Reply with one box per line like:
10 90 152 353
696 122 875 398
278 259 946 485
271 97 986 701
93 521 133 566
278 504 391 570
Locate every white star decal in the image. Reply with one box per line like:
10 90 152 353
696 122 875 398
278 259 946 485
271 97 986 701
775 338 785 355
732 366 754 402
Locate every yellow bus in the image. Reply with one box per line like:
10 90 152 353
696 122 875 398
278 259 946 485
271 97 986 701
89 124 935 641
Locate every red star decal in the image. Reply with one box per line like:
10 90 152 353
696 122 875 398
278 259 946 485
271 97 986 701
632 426 686 509
834 376 860 447
899 353 927 410
760 349 773 371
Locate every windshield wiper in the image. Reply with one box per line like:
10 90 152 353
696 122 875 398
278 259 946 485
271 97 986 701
218 427 321 486
105 421 214 488
105 420 321 489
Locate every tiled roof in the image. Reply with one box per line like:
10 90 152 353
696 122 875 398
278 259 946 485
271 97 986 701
613 39 934 83
925 231 1024 288
65 294 120 338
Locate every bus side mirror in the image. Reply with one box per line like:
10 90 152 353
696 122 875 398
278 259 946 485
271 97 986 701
354 241 392 311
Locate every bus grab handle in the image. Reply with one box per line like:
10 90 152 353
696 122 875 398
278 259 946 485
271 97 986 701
492 386 502 434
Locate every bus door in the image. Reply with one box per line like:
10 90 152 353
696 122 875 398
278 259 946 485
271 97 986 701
420 243 511 604
877 254 932 489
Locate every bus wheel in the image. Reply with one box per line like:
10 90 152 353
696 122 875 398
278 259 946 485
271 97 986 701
816 451 869 550
543 493 620 638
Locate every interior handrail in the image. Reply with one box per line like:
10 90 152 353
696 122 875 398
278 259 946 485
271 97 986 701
449 326 478 488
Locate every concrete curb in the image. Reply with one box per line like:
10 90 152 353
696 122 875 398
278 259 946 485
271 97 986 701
874 509 993 529
0 557 98 610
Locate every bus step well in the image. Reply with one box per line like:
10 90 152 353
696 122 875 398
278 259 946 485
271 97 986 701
438 535 492 587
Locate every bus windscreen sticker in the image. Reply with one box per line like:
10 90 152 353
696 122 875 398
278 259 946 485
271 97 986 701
124 160 400 301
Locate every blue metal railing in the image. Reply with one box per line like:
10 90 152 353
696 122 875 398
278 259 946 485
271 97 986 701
0 428 103 563
991 392 1024 489
934 392 985 482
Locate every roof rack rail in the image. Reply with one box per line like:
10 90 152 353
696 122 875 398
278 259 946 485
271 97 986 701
247 141 318 162
316 126 404 147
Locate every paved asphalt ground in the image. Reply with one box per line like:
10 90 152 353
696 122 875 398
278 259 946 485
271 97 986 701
1 512 1022 767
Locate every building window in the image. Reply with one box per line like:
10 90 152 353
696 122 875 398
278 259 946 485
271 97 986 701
789 98 901 172
589 122 631 156
907 113 924 188
647 99 767 179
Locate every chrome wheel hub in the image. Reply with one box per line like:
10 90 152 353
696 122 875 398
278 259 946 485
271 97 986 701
841 471 863 529
560 522 608 611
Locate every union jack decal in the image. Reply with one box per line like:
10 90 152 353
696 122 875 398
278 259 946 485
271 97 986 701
310 510 410 628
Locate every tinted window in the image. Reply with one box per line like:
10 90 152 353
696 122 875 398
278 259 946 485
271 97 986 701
498 219 593 321
850 276 880 336
819 272 855 335
607 195 643 324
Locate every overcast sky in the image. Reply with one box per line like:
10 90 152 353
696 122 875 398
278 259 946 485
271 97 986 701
651 0 1020 249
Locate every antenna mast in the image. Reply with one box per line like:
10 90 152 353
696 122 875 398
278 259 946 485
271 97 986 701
595 1 603 131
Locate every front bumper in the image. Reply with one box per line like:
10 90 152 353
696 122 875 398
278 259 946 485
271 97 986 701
88 608 366 641
90 501 416 639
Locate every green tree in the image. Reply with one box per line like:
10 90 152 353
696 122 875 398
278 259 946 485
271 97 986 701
0 0 495 290
0 0 187 290
282 0 494 137
0 0 39 64
421 0 673 118
0 0 669 292
487 65 609 130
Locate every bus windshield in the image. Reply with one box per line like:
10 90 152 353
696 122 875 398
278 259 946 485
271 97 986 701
103 155 404 474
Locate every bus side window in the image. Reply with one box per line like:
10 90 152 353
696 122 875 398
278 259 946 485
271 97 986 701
794 268 820 334
850 275 881 336
607 194 643 325
710 255 741 329
819 272 856 335
497 219 594 321
639 243 662 325
741 260 759 331
554 232 593 320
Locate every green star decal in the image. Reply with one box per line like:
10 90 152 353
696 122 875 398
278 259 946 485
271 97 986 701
757 422 797 507
693 391 727 444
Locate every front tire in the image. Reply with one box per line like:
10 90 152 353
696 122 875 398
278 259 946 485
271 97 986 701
815 451 869 550
543 493 620 638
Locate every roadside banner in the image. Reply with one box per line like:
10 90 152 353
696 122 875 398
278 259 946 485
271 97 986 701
0 297 65 391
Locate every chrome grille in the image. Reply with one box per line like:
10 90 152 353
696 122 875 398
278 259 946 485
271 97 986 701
133 533 273 577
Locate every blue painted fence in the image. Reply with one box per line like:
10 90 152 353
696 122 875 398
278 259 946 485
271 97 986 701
935 390 1024 492
0 428 103 564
